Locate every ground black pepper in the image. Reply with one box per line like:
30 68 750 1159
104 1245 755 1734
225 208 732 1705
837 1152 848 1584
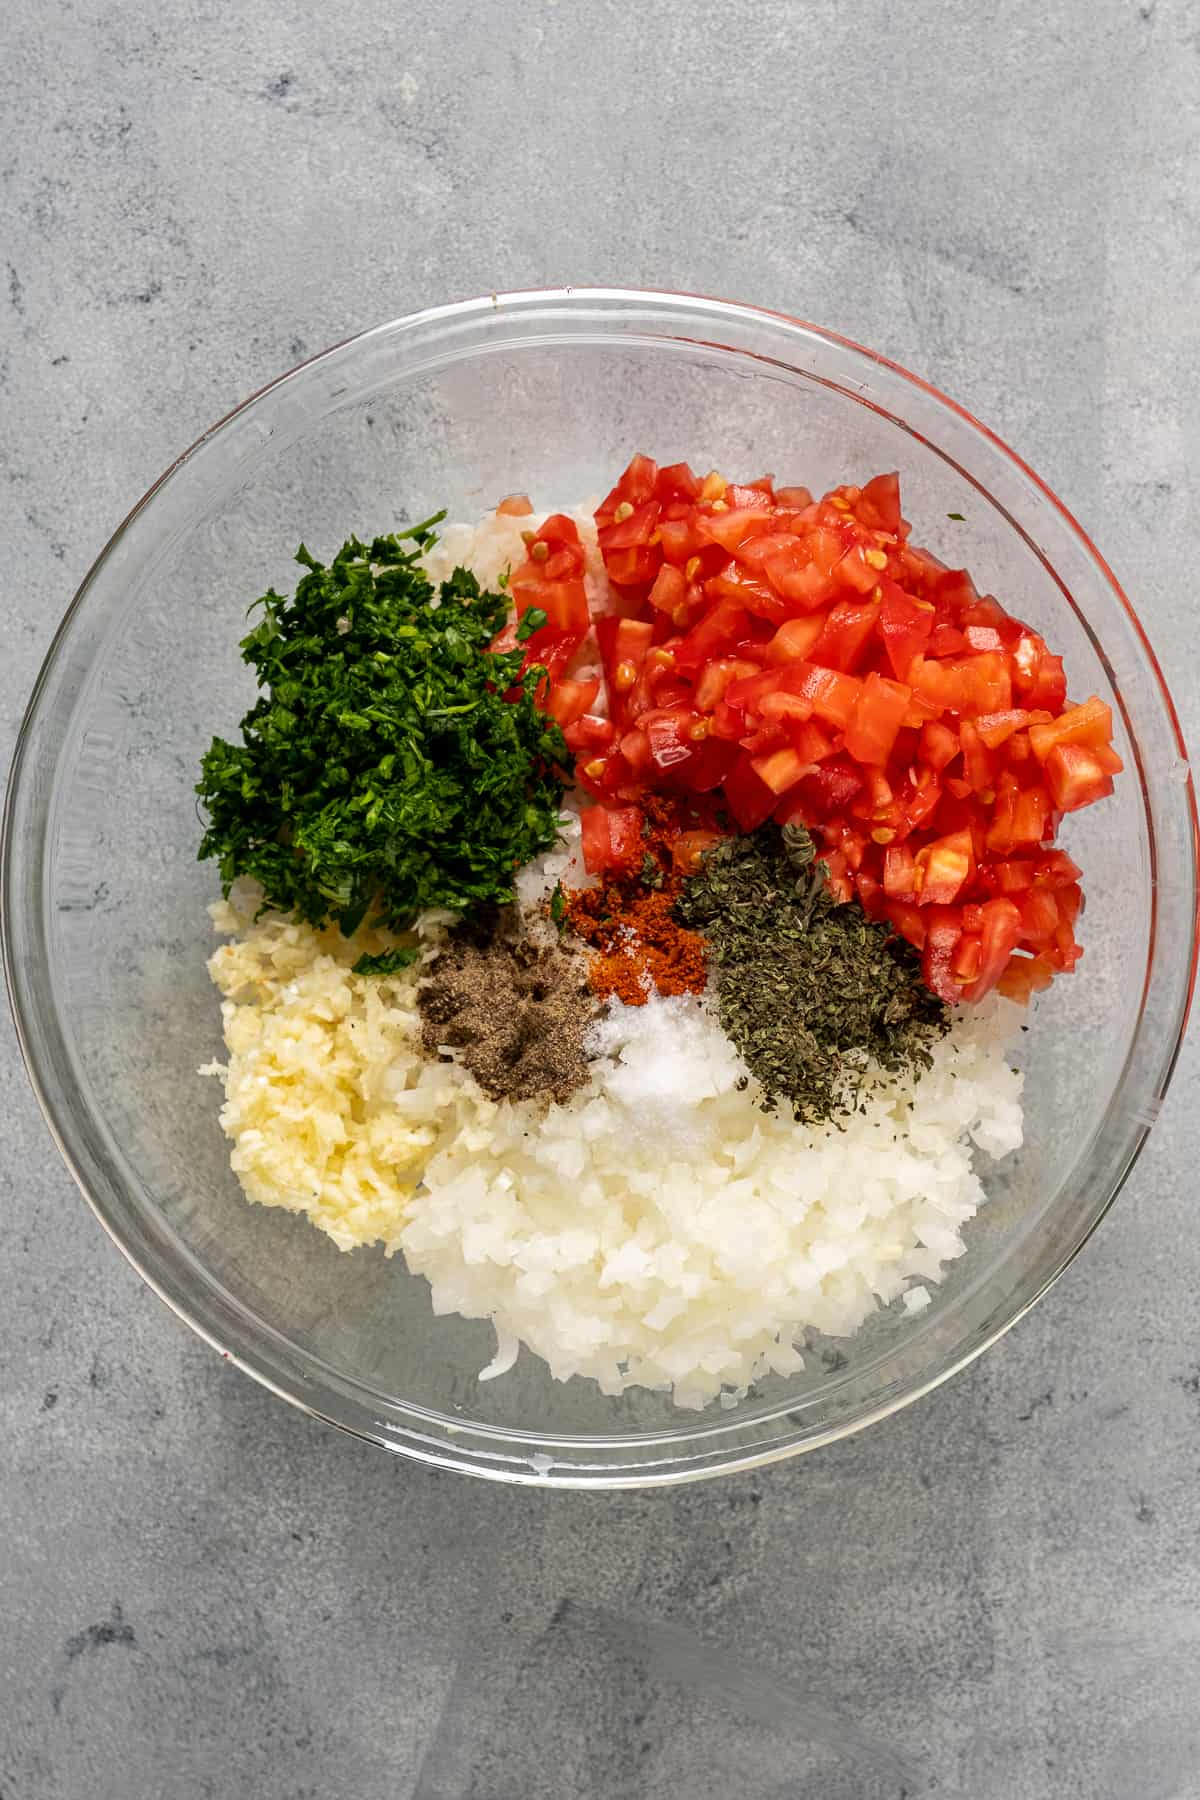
419 908 596 1105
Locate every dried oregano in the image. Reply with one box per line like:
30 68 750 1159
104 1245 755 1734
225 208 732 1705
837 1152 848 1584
674 823 948 1123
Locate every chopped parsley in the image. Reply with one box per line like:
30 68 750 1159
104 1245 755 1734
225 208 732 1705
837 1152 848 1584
351 946 421 978
197 520 571 941
516 606 549 642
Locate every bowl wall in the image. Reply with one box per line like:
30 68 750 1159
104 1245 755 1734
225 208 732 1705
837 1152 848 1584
5 291 1194 1483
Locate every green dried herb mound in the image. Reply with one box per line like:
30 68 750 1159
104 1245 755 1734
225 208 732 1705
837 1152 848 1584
197 519 570 951
674 822 948 1124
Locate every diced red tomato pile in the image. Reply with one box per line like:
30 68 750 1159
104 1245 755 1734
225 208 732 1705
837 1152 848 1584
498 459 1123 1006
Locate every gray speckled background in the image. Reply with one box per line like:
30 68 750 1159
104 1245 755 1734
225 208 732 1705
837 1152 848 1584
2 2 1198 1795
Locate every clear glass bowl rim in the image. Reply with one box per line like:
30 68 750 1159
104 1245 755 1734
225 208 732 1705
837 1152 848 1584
4 285 1197 1487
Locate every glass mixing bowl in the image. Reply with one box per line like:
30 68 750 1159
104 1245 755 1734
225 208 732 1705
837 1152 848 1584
4 289 1196 1486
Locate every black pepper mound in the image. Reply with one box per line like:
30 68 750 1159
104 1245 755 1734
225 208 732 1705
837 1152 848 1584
419 908 597 1106
674 823 949 1124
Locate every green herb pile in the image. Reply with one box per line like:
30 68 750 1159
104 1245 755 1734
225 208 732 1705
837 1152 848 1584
674 823 948 1124
197 520 570 954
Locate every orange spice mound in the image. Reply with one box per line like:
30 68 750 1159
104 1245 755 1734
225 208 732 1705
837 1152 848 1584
560 793 722 1006
563 878 708 1005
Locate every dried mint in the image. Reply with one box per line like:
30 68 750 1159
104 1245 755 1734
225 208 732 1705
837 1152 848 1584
674 822 948 1124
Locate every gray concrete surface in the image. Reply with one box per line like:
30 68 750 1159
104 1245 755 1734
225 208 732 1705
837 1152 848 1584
3 1 1199 1794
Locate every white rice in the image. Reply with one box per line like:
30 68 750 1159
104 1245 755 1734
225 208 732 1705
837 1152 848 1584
202 501 1027 1407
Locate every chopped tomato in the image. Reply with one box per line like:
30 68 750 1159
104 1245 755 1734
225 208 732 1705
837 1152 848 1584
724 482 774 510
644 707 702 774
580 805 643 874
958 720 994 795
786 717 837 764
790 758 864 820
605 545 660 587
762 614 828 665
854 867 885 914
1033 849 1083 888
877 580 934 681
658 515 702 565
619 726 653 781
915 829 973 906
885 898 927 950
734 530 812 573
844 672 911 766
986 778 1050 853
909 655 969 714
963 624 1004 653
961 652 1013 714
539 455 1116 1008
513 627 586 683
596 454 658 527
739 722 789 756
681 735 738 793
973 708 1033 750
883 843 918 901
705 563 792 627
694 657 761 711
538 512 588 551
723 754 778 831
927 622 968 659
897 777 942 836
832 544 880 595
711 698 748 741
648 563 687 616
1028 697 1114 763
656 461 702 506
992 858 1035 894
761 554 835 612
961 898 1023 1001
598 498 661 555
933 569 981 617
919 719 960 772
676 601 752 674
594 459 664 589
563 713 617 754
922 907 965 1003
812 599 880 673
751 746 810 796
1044 742 1115 813
695 508 776 555
1020 887 1061 946
819 846 854 903
496 493 533 517
1011 635 1068 711
510 516 591 635
997 951 1057 1003
856 470 902 534
791 663 863 729
596 616 654 724
759 689 816 728
544 676 599 729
